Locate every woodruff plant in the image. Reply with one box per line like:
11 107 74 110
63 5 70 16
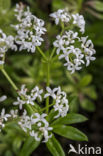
0 3 96 156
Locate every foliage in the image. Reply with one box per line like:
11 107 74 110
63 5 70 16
0 0 102 155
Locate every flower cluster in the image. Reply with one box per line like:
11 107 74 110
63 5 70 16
12 3 46 53
0 94 52 142
0 29 17 65
0 108 11 131
50 9 71 25
13 85 69 118
50 9 96 73
13 85 43 109
45 86 69 118
53 30 96 73
0 96 18 131
19 111 53 142
50 9 85 34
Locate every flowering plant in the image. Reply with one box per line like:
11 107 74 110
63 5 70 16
0 3 96 156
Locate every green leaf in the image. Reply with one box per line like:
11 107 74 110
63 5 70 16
19 136 42 156
91 1 103 12
51 113 88 126
83 86 97 100
80 99 96 112
79 75 92 87
52 125 88 141
46 135 65 156
69 96 79 113
52 0 66 10
48 109 58 123
86 22 103 46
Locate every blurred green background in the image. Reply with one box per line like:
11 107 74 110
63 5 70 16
0 0 103 155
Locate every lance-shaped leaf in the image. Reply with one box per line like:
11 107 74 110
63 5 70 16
48 109 58 123
51 113 88 126
46 135 65 156
52 125 88 141
78 75 92 87
90 1 103 12
19 136 42 156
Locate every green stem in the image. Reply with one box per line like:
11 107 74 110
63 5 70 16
41 103 54 111
1 69 38 115
1 69 18 91
50 47 56 59
46 62 50 114
37 46 47 61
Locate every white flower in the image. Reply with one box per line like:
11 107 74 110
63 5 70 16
72 13 85 34
18 110 31 132
44 86 69 118
44 87 59 99
53 31 79 56
50 9 71 25
31 113 48 126
52 87 69 118
81 36 96 66
18 84 27 96
0 108 11 131
0 29 17 65
0 95 7 102
31 86 43 101
14 85 44 110
53 30 96 73
39 125 53 142
30 130 40 141
13 97 26 110
0 108 11 121
53 35 65 54
18 111 53 142
10 109 18 118
0 29 17 52
12 4 46 53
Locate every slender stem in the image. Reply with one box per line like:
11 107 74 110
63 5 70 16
41 103 54 111
50 47 56 59
1 69 18 91
1 68 38 115
37 46 47 61
60 22 65 35
46 62 50 114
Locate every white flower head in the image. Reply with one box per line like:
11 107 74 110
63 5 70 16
30 130 40 141
13 97 26 110
53 29 96 73
52 87 69 118
72 13 85 34
81 36 96 66
18 111 53 142
50 9 71 25
0 108 11 131
12 4 46 53
0 29 17 65
31 86 43 101
44 87 59 99
10 109 18 118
